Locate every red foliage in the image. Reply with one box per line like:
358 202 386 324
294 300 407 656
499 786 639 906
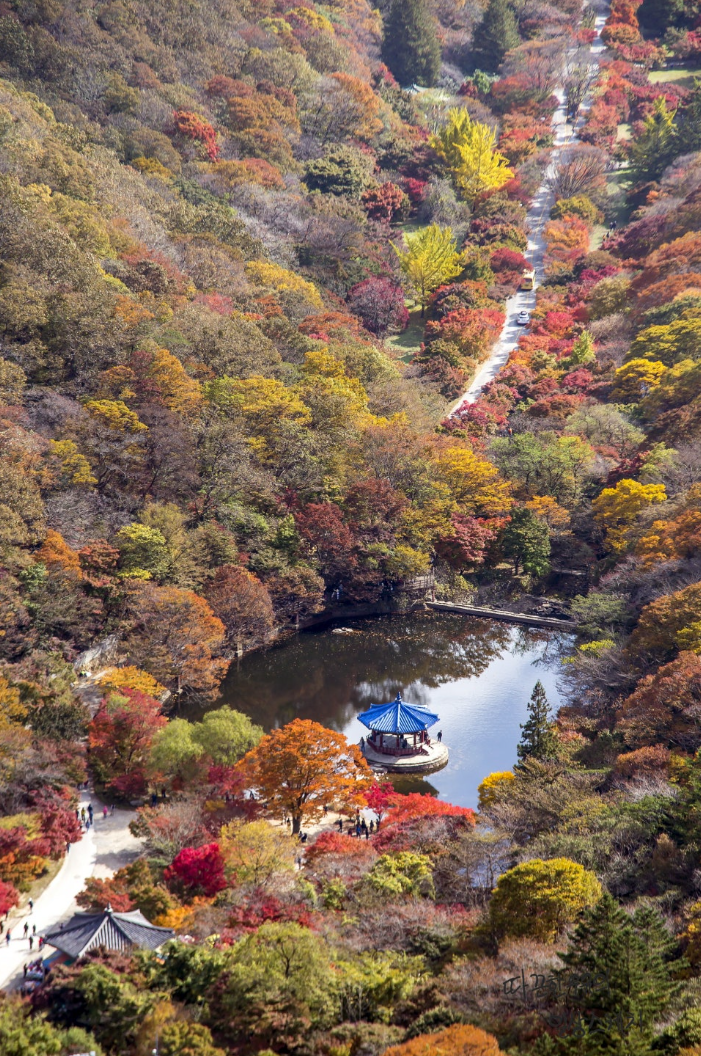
361 182 407 223
402 178 428 206
88 688 167 799
172 110 219 160
77 875 134 913
436 515 504 570
164 842 227 897
347 277 409 335
0 880 19 916
384 794 475 827
31 791 82 856
295 503 357 581
364 782 394 822
222 894 314 938
194 293 233 316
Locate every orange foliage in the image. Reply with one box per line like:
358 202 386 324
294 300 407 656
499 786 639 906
616 652 701 751
236 719 373 833
383 1024 504 1056
127 583 227 696
613 745 671 779
35 530 82 576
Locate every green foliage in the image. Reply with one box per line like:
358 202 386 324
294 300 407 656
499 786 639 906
381 0 441 88
116 523 171 581
0 997 101 1056
304 147 372 198
556 893 681 1052
517 681 557 763
336 951 425 1023
150 707 263 783
629 97 678 184
501 507 551 576
470 0 520 74
365 852 435 899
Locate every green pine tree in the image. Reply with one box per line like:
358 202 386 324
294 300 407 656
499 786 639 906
517 681 557 763
629 97 678 184
554 892 680 1056
501 507 551 577
470 0 519 75
676 79 701 157
381 0 441 89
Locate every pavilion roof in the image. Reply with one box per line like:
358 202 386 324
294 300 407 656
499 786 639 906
358 693 439 734
42 908 174 960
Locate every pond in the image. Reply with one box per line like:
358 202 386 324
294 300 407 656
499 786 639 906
215 612 568 810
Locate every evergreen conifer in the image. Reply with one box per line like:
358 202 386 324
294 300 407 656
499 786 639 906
555 892 680 1055
517 681 557 762
381 0 441 89
470 0 519 75
677 79 701 158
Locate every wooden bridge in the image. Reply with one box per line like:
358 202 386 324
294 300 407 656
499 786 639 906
426 600 577 632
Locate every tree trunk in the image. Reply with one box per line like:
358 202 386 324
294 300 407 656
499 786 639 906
292 815 301 834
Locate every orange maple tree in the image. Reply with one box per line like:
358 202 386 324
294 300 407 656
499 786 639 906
236 719 372 833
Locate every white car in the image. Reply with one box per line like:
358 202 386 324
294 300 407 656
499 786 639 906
516 310 530 326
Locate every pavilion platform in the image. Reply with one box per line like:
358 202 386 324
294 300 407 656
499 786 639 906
361 738 449 773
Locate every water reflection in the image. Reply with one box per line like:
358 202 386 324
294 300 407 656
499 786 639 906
209 612 566 809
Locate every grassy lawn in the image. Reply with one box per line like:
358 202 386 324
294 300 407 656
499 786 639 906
385 306 425 361
649 66 700 90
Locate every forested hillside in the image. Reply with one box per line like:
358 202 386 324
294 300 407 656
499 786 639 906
8 0 701 1054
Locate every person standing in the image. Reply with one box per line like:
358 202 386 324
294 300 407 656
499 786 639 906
6 930 11 946
87 804 93 824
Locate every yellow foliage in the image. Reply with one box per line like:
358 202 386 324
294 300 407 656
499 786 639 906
612 357 667 401
395 224 465 312
246 261 323 310
433 447 512 515
48 439 97 488
288 6 334 32
153 905 195 931
97 667 167 699
477 771 515 810
525 496 570 528
592 478 667 552
0 675 28 726
142 347 203 416
220 819 296 886
399 498 456 551
84 399 148 434
489 858 602 942
130 156 173 180
431 108 514 201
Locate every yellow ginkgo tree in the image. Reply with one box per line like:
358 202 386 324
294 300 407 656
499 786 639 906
431 108 513 201
394 223 465 314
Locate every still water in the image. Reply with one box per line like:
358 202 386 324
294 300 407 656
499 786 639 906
217 612 567 810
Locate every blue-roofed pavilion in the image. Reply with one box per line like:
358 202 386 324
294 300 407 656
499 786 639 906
357 693 445 770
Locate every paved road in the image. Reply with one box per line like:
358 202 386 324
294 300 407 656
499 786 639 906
0 790 141 990
451 11 608 412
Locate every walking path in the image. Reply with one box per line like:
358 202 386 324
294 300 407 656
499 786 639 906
451 12 608 412
0 790 142 991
